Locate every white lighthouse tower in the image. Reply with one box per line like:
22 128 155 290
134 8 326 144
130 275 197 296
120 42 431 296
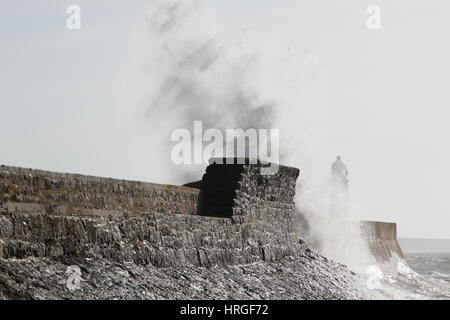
330 156 349 217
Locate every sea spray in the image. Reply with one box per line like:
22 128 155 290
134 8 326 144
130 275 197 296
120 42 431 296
119 0 373 278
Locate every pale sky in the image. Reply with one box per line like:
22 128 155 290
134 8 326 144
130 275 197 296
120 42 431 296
1 1 449 238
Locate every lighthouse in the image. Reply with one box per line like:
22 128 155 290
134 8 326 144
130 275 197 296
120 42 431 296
330 156 349 217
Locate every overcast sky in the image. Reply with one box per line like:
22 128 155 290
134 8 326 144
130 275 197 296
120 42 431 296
1 1 449 239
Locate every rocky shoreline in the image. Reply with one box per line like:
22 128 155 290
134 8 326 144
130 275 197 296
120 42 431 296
0 244 367 300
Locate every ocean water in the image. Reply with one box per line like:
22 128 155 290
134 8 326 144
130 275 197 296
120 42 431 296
406 253 450 285
366 253 450 299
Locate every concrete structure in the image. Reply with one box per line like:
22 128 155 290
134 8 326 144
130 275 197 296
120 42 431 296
0 159 300 268
0 165 200 217
361 220 406 274
0 158 405 275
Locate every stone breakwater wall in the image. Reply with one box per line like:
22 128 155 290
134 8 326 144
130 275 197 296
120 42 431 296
0 165 199 217
0 160 302 268
361 220 406 274
201 159 300 261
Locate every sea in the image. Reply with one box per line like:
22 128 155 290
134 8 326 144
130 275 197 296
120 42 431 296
368 252 450 299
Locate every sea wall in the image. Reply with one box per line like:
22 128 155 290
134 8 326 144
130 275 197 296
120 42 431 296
0 165 199 217
0 160 302 268
0 162 405 274
201 159 301 261
361 220 406 274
